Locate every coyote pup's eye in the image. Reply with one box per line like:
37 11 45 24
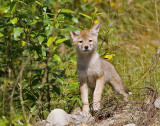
79 40 82 43
89 40 92 42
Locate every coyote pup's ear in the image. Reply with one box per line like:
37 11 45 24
91 23 100 35
70 31 80 39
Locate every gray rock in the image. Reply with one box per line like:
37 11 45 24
45 109 70 126
70 114 95 125
69 107 95 125
154 97 160 109
71 107 81 115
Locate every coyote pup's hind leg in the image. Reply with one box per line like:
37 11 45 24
109 76 129 101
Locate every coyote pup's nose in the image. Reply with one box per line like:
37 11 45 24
84 46 89 50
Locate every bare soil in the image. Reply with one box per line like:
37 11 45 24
92 87 160 126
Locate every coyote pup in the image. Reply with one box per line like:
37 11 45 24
70 23 130 116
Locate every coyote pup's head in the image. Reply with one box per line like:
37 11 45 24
70 23 100 54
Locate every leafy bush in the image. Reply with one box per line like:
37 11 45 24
0 0 160 125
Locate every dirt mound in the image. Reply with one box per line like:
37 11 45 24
93 87 160 126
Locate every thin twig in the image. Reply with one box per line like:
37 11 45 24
19 56 30 124
10 26 32 120
32 0 60 124
9 57 30 120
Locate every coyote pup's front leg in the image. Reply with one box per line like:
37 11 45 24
93 75 105 111
80 83 91 117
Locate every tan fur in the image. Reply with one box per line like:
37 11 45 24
80 30 90 39
70 23 130 116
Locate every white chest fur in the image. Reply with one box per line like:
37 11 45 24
77 52 103 88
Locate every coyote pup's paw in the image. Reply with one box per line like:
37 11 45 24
82 105 91 117
92 102 101 111
81 111 92 117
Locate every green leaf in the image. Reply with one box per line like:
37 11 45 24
52 85 60 95
108 28 116 36
2 6 10 14
67 84 78 90
59 9 76 14
11 3 16 15
13 27 24 39
22 100 28 104
31 19 37 24
55 38 67 45
30 78 40 87
53 54 61 64
55 22 59 29
18 1 27 5
96 13 105 15
79 13 92 19
37 35 44 44
11 17 18 24
71 96 82 106
0 33 4 37
72 17 78 23
108 38 117 43
47 36 57 47
56 77 66 84
71 96 80 101
45 25 53 37
42 46 46 56
31 34 35 38
35 1 42 6
30 105 37 113
70 57 76 62
62 27 79 31
22 41 26 47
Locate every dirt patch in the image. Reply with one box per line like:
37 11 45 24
92 87 160 126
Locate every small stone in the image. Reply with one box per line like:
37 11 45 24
35 120 47 126
154 97 160 109
71 107 82 115
45 109 70 126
